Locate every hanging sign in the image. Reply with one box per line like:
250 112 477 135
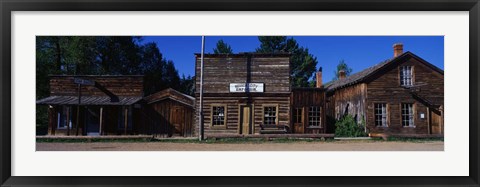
229 83 264 93
74 78 95 86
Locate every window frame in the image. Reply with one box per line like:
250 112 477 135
401 103 415 128
307 106 322 128
374 103 389 127
262 104 279 126
399 66 414 87
210 104 228 129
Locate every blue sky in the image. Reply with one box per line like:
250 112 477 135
141 36 444 81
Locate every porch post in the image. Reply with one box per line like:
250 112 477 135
124 107 128 135
99 107 103 135
48 105 55 135
66 106 70 136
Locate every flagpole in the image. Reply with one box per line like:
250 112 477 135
199 36 205 141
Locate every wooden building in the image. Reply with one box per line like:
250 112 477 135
36 75 146 136
144 88 195 137
290 70 327 134
194 53 293 136
194 53 329 137
326 44 444 136
36 75 196 137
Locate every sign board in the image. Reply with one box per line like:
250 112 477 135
74 78 95 86
229 83 264 93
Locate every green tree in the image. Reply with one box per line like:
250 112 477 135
256 36 318 87
333 59 353 80
179 74 195 96
36 36 187 135
213 39 233 54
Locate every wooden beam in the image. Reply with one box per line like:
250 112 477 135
99 107 103 136
66 106 70 136
124 107 128 135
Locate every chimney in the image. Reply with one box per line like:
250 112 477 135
393 43 403 57
316 67 323 88
339 69 346 80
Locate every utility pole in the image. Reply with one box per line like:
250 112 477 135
198 36 205 141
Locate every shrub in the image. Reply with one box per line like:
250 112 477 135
334 115 368 137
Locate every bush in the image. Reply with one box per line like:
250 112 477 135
334 115 368 137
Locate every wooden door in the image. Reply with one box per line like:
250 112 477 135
293 108 304 134
171 106 184 136
240 106 251 134
430 109 442 134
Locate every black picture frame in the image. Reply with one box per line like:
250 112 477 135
1 0 479 186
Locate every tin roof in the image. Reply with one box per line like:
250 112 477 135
36 96 143 106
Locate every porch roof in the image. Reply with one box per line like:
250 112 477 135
36 96 143 106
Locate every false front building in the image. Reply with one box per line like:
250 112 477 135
194 53 328 137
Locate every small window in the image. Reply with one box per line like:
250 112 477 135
212 106 226 126
308 106 321 127
401 103 414 127
374 103 388 127
57 106 72 129
293 108 303 124
263 106 277 125
400 66 413 86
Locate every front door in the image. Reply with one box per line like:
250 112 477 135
85 106 100 136
430 109 442 134
240 105 252 135
293 107 304 134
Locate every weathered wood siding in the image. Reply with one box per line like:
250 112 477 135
49 75 144 96
194 54 291 136
329 83 367 124
194 94 290 135
291 88 327 134
195 55 291 94
366 57 444 134
145 99 194 137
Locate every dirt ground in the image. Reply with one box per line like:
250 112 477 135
36 141 444 151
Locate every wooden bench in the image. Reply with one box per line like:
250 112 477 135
259 124 289 134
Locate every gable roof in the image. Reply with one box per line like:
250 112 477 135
326 51 443 92
144 88 195 107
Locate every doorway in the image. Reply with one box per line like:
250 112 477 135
429 109 442 134
239 105 252 135
85 106 100 136
293 107 304 134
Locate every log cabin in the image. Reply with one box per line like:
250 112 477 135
326 43 444 136
36 75 195 137
194 53 328 137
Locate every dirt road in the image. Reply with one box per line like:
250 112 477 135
36 141 443 151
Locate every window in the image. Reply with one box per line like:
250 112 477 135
212 106 226 126
263 106 277 125
293 108 303 124
57 106 72 129
400 66 413 86
308 106 321 127
374 103 388 127
401 103 414 127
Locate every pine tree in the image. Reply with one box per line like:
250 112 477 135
256 36 318 87
213 39 233 54
333 59 353 80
